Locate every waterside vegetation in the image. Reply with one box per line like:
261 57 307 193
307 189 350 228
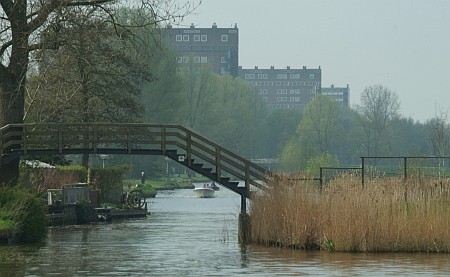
250 175 450 253
0 187 47 243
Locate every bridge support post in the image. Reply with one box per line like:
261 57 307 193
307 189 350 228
238 196 250 244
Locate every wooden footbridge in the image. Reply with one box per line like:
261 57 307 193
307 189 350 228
0 123 272 213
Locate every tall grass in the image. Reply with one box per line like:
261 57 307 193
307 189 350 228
250 174 450 253
0 187 47 243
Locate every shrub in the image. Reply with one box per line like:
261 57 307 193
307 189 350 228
0 187 47 243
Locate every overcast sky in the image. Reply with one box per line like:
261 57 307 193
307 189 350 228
175 0 450 123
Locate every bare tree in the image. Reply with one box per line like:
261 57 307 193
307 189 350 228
0 0 199 185
427 109 450 170
357 84 400 156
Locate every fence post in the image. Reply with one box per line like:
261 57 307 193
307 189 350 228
361 157 365 189
404 157 407 180
319 167 323 190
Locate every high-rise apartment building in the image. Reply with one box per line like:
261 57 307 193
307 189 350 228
321 84 350 108
164 23 239 77
238 66 322 109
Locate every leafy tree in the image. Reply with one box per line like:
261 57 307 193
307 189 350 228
262 108 303 159
141 48 184 123
390 117 429 156
0 0 197 185
26 10 147 124
177 62 216 130
204 74 264 157
278 138 303 172
298 95 341 154
306 152 339 177
279 96 342 172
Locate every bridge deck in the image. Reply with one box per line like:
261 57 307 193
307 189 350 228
0 123 272 200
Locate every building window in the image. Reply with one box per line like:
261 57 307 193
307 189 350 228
221 35 228 42
295 89 300 94
262 97 267 102
201 56 207 63
194 56 201 63
277 74 287 79
194 35 200 42
183 35 189 41
282 89 287 94
183 57 190 63
176 35 182 42
290 89 295 94
201 35 207 41
245 74 255 79
221 57 227 63
277 89 282 94
176 57 182 63
309 74 315 79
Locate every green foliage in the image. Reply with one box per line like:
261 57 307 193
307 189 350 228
58 165 88 182
0 187 47 243
279 139 303 172
0 219 15 230
91 166 130 203
125 182 157 198
306 152 340 177
323 238 335 252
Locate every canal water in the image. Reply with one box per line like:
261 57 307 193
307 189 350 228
2 186 450 276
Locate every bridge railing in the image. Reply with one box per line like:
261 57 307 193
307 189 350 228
0 123 271 193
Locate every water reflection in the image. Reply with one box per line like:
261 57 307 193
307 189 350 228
1 188 450 276
243 244 450 276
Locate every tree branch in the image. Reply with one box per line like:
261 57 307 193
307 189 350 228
26 0 115 36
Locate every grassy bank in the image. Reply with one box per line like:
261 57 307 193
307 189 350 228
123 177 195 198
250 175 450 253
0 187 47 243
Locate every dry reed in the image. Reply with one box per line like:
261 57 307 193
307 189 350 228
250 174 450 253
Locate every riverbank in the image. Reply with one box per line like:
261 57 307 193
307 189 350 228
124 177 197 198
250 175 450 253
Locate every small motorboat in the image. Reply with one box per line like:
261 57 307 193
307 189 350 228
193 183 216 198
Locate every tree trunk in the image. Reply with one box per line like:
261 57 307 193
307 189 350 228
0 67 26 186
0 2 29 186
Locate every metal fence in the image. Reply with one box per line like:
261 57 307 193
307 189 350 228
317 157 450 189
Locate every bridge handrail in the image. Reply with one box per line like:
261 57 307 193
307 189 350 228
1 123 272 194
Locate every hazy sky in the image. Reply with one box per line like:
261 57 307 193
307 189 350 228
176 0 450 123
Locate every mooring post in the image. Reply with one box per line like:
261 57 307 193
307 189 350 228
238 195 250 244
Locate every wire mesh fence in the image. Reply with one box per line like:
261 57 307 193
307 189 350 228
361 157 450 186
317 157 450 189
